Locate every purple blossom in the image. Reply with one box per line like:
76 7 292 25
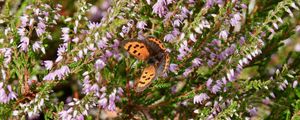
18 37 30 51
211 84 221 94
193 93 210 104
57 44 67 56
61 27 70 42
177 41 192 60
58 108 73 120
36 21 46 36
44 60 53 70
18 28 26 36
183 67 193 77
99 97 108 108
219 30 228 40
97 37 108 49
20 15 29 27
192 58 202 67
43 72 56 81
189 33 197 42
172 19 182 27
239 36 245 45
0 82 8 103
32 41 45 54
164 34 175 42
117 87 124 96
230 13 241 27
262 97 271 105
88 22 101 30
152 0 167 18
293 80 298 88
56 65 70 79
95 59 106 70
205 0 215 8
206 78 213 88
248 107 257 116
169 64 178 73
107 92 116 111
136 21 147 30
7 85 17 101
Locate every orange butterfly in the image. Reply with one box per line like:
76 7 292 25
122 37 170 92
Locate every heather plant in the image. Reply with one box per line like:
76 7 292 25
1 0 300 119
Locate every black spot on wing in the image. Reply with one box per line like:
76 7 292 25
133 44 140 48
127 44 132 51
133 50 137 54
139 81 145 84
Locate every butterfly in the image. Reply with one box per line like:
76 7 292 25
121 37 170 92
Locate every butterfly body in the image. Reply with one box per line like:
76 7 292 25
121 37 170 92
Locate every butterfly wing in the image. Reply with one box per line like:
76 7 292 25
157 53 170 75
147 37 166 51
135 65 157 92
121 40 151 61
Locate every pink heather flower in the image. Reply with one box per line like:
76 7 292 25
293 80 298 88
189 33 197 42
97 38 108 49
7 85 17 100
43 72 56 81
18 37 30 51
121 26 130 34
59 108 73 120
219 30 228 40
230 13 241 27
88 22 101 30
90 84 99 92
117 87 124 96
241 4 247 9
205 0 215 8
105 50 112 58
193 93 210 104
95 59 106 70
33 41 45 54
136 21 147 30
20 15 29 27
57 44 67 56
36 22 46 36
99 97 108 108
183 67 193 77
211 84 221 94
169 64 178 73
177 41 192 60
82 76 91 94
239 36 245 45
61 27 70 42
0 83 8 103
248 107 257 116
192 58 202 67
17 28 26 36
152 0 167 18
173 19 182 27
270 92 276 98
56 66 70 80
262 97 271 105
107 92 116 111
206 78 213 88
164 34 175 42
